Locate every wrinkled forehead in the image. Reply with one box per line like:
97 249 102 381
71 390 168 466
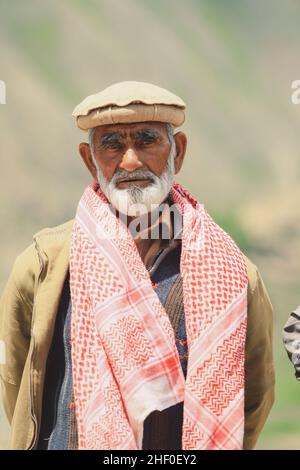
92 121 168 139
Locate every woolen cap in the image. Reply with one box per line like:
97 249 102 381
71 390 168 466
72 81 186 131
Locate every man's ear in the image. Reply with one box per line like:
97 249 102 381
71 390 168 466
173 131 187 174
79 142 97 179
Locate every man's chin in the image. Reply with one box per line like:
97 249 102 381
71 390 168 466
108 191 165 217
112 200 152 217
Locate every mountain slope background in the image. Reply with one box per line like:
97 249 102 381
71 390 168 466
0 0 300 449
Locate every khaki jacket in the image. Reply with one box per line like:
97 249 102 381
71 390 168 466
0 219 275 450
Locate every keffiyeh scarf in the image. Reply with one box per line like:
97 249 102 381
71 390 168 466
69 180 248 450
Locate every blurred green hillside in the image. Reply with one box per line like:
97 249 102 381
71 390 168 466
0 0 300 449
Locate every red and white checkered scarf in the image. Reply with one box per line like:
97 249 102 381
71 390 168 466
69 180 248 450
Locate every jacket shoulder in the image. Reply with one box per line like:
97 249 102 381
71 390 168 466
11 244 40 304
33 218 74 240
8 219 74 307
15 219 74 274
243 255 259 303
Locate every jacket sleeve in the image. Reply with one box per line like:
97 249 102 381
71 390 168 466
282 306 300 380
243 264 275 450
0 243 37 423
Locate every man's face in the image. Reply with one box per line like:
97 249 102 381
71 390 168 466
92 121 172 183
79 121 187 215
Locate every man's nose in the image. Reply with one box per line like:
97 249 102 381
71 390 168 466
119 147 143 172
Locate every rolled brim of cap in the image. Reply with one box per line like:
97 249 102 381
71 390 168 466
76 103 185 131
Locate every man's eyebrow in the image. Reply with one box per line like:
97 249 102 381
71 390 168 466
100 132 123 146
133 129 160 140
99 129 161 146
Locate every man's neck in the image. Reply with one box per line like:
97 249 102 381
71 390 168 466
118 196 174 268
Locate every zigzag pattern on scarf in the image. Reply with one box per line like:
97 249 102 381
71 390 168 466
100 314 155 381
188 321 246 417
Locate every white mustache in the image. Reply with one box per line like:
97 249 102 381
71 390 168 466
113 171 155 184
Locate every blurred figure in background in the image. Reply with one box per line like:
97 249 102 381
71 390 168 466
282 306 300 380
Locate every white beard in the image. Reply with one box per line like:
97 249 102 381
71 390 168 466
93 141 177 216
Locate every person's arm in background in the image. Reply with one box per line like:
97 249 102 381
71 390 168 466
282 306 300 381
0 244 37 422
243 259 275 450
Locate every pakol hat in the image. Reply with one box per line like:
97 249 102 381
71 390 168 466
72 81 185 131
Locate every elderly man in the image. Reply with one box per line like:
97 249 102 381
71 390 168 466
0 81 274 450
